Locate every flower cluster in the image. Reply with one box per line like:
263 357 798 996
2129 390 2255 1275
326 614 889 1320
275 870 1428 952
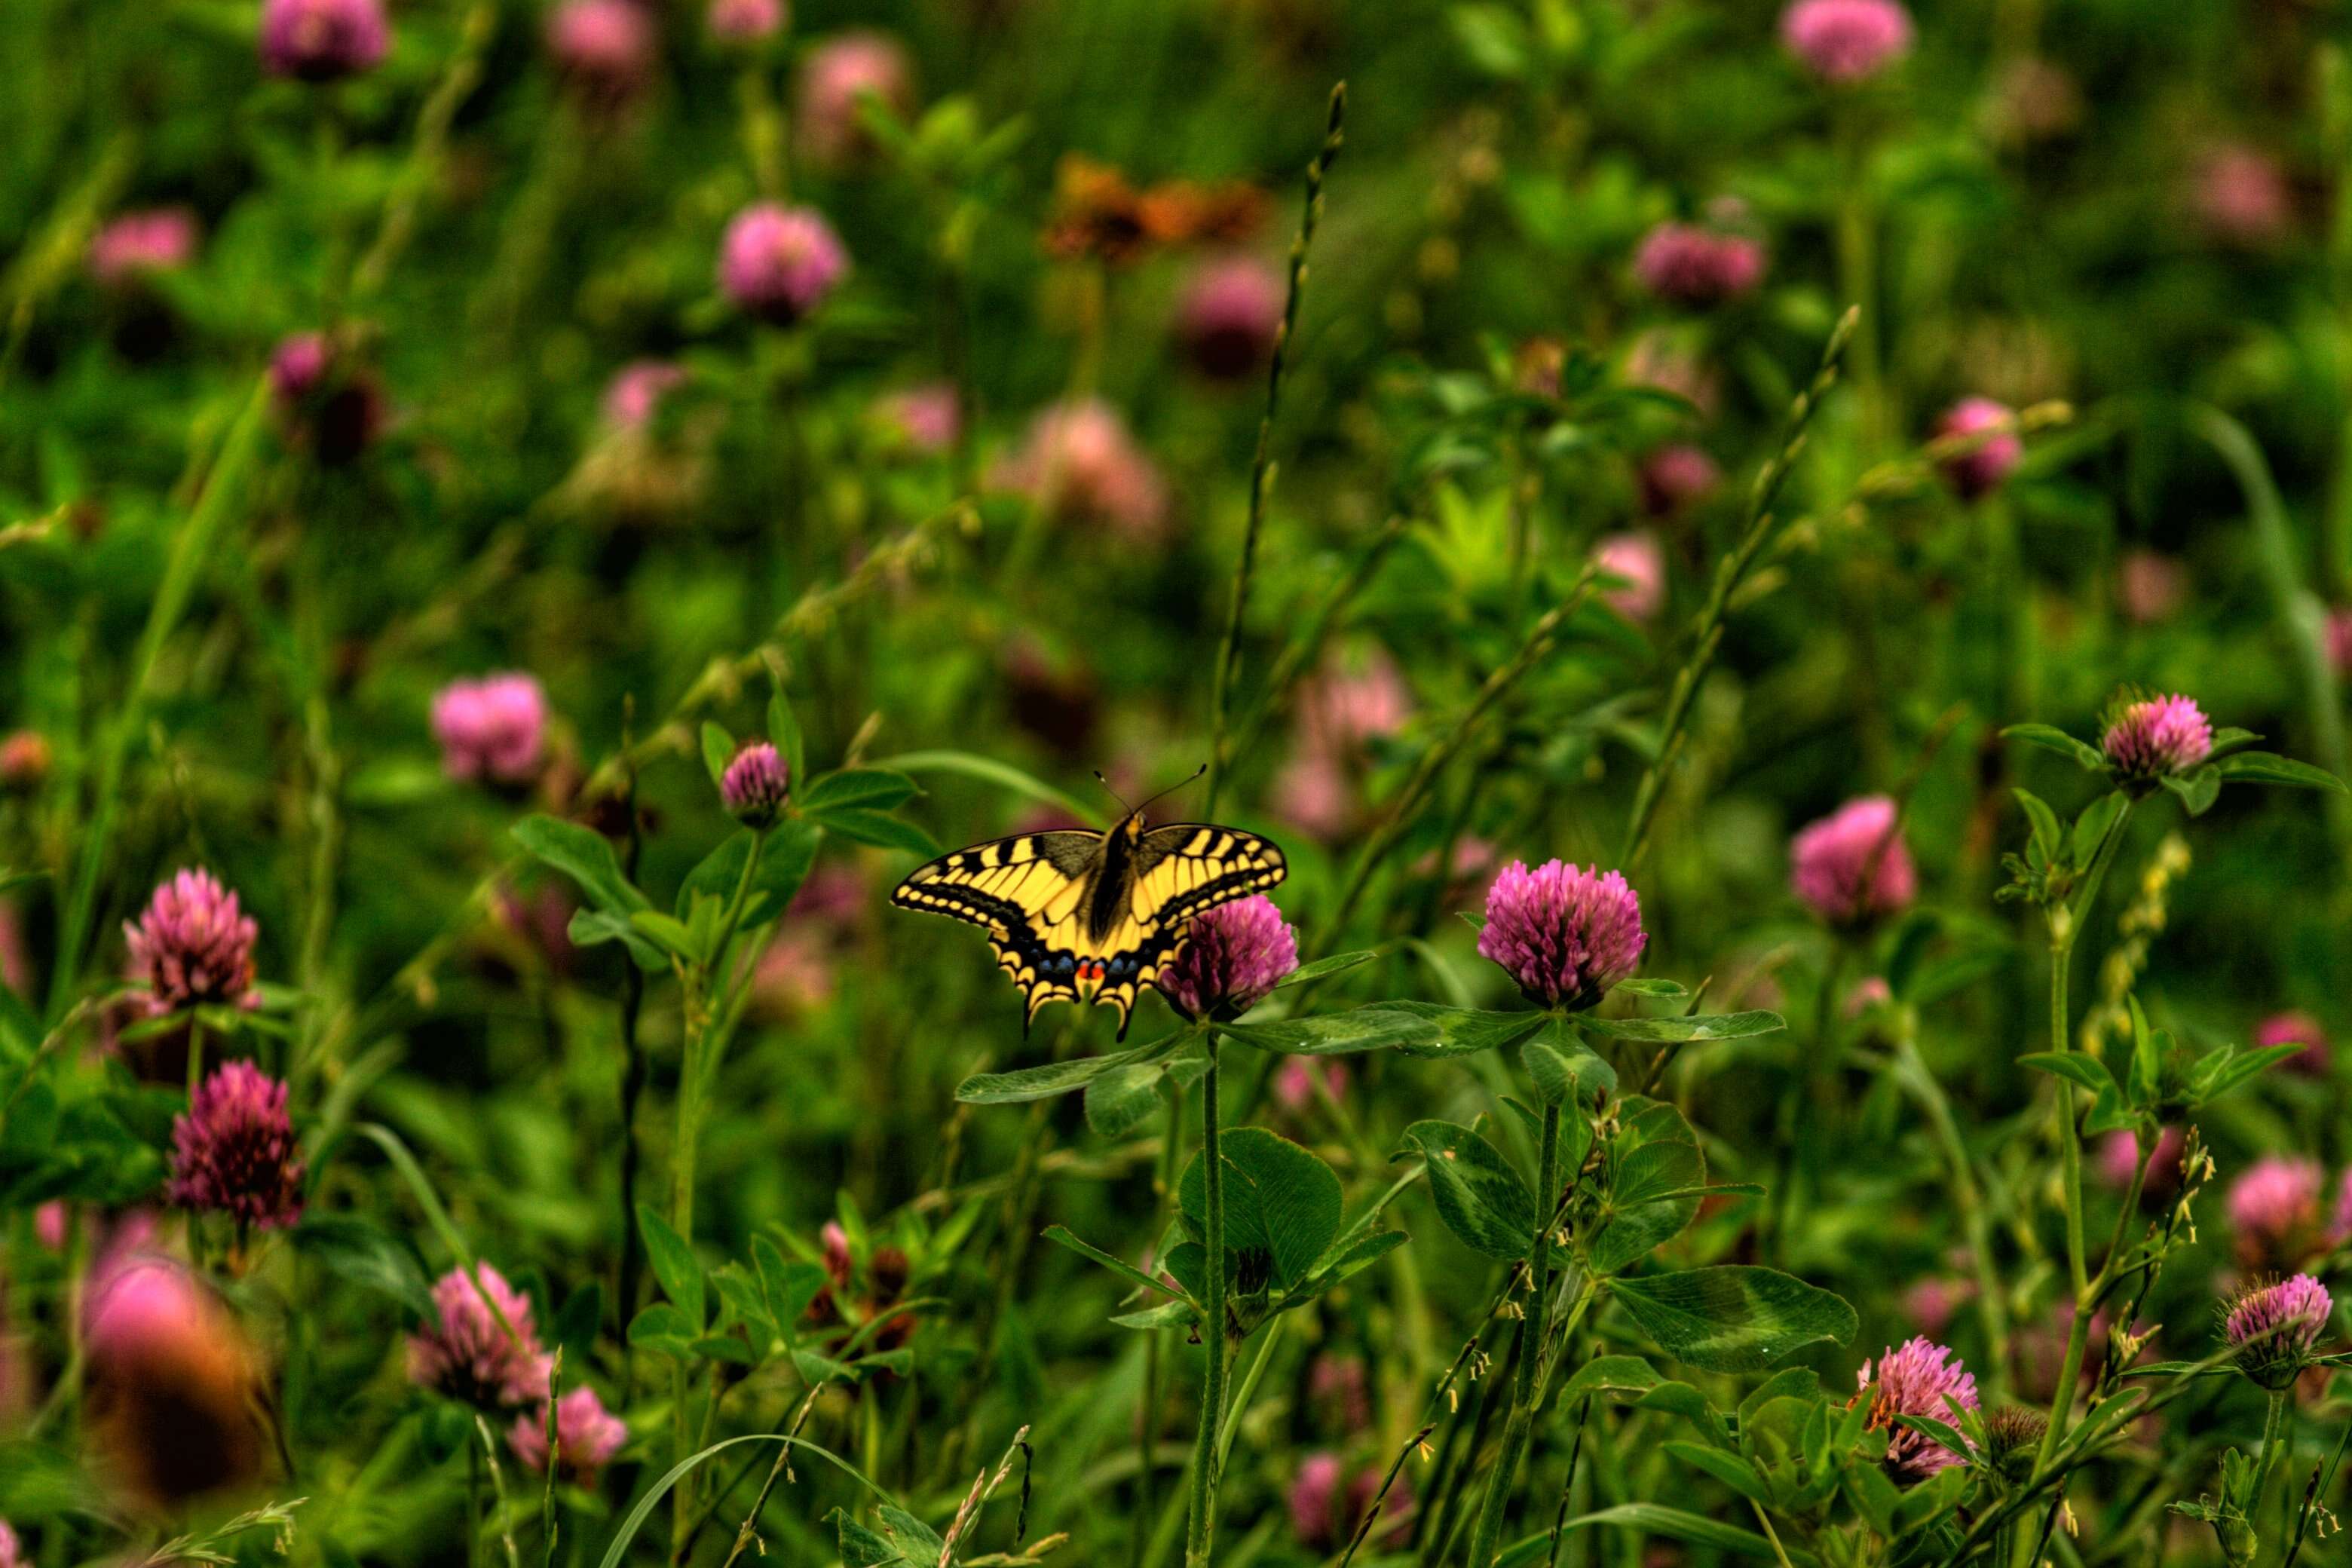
991 400 1168 539
1477 860 1647 1011
259 0 389 81
407 1264 556 1410
433 674 550 785
125 869 259 1015
1934 397 2023 501
719 204 850 324
2224 1274 2332 1389
1633 222 1766 307
721 742 792 826
1857 1336 1978 1483
168 1061 305 1230
1790 796 1917 925
1159 896 1298 1021
1780 0 1914 84
2101 694 2212 779
511 1386 629 1488
1177 256 1285 380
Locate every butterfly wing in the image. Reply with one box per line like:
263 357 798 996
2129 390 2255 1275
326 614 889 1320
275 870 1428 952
1079 824 1289 1037
890 831 1104 1030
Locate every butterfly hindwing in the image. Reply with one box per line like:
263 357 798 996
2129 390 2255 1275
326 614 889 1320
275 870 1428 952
893 818 1288 1038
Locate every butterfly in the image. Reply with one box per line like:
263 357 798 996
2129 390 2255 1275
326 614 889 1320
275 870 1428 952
891 770 1287 1038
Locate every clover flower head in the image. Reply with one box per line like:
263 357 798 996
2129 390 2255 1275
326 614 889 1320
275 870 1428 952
2256 1011 2329 1076
721 743 791 826
1594 531 1666 622
1477 860 1646 1010
259 0 390 81
1780 0 1914 83
1934 397 2022 501
168 1061 305 1230
2099 1126 2183 1198
2101 694 2212 779
1633 222 1765 307
547 0 657 105
876 383 960 455
1790 796 1916 925
511 1386 629 1488
432 673 549 785
2228 1155 2323 1266
797 32 914 168
88 209 198 288
1639 444 1720 517
2195 143 2293 248
991 400 1168 539
1159 896 1298 1021
1857 1336 1978 1483
603 361 687 429
2225 1274 2332 1389
706 0 783 42
1289 1452 1346 1548
718 203 850 325
407 1264 555 1410
125 869 259 1015
1178 255 1285 379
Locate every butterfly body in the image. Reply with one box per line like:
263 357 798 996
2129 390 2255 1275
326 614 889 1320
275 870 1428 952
892 810 1286 1037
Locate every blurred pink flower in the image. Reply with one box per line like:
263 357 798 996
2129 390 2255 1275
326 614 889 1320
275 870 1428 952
1634 222 1764 307
2228 1156 2324 1268
511 1385 629 1487
270 332 385 464
0 730 49 792
602 361 687 429
797 32 914 168
1639 444 1720 518
495 882 577 973
433 674 549 785
1780 0 1913 84
1307 1352 1370 1433
1790 796 1916 925
718 203 850 325
34 1202 68 1251
547 0 657 106
259 0 390 81
2099 1126 2184 1200
1273 1057 1348 1114
1843 975 1892 1018
1298 653 1411 755
0 902 28 997
1933 397 2022 501
991 400 1168 538
2116 550 2185 626
706 0 783 43
88 209 198 288
2328 608 2352 678
1902 1276 1971 1339
0 1520 20 1568
125 869 259 1015
2256 1011 2328 1076
1290 1452 1346 1548
2194 143 2294 248
1272 748 1352 841
875 383 960 455
1593 531 1666 622
2333 1167 2352 1245
1178 255 1285 379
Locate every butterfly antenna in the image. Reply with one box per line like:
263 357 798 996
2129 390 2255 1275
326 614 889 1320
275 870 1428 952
1092 770 1135 816
1132 762 1209 819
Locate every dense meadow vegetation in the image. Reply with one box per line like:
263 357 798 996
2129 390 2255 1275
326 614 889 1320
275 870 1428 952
13 0 2352 1565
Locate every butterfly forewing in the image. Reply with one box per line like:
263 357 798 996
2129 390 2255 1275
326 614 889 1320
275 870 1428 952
891 818 1286 1037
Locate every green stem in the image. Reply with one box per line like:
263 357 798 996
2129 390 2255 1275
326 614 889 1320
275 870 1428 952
1205 83 1344 819
185 1014 206 1103
1184 1040 1227 1568
2255 1389 2290 1499
1462 1101 1563 1568
1137 1082 1184 1568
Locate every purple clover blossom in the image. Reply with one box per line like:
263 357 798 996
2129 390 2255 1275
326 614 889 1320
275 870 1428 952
1633 222 1766 307
259 0 390 81
2224 1274 2333 1389
0 1521 20 1568
1857 1336 1978 1483
718 204 849 325
1934 397 2023 501
721 743 791 826
1288 1452 1346 1549
547 0 657 106
511 1385 629 1488
125 869 259 1015
432 673 549 785
1780 0 1914 84
2101 694 2213 779
1475 860 1647 1011
1159 896 1298 1021
796 32 914 169
1177 255 1285 380
2256 1010 2329 1076
706 0 783 43
408 1264 556 1410
2228 1155 2323 1267
168 1061 305 1230
1790 795 1916 926
87 209 198 289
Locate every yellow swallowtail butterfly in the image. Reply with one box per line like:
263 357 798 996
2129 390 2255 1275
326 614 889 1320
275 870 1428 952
891 770 1287 1037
